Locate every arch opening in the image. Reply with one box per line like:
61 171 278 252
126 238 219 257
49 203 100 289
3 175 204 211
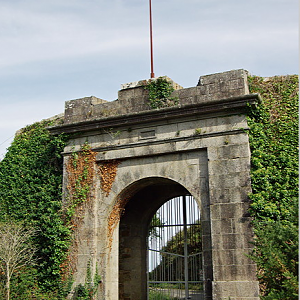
118 177 208 300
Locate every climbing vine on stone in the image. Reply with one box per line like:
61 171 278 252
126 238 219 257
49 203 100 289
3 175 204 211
66 143 97 220
63 143 97 280
145 77 178 109
98 160 121 197
107 195 131 251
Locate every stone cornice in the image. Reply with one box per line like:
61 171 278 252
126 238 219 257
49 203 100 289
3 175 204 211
48 93 261 135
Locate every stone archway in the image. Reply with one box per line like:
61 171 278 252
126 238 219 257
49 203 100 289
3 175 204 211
50 69 261 299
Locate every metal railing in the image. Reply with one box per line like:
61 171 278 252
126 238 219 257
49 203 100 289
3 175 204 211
147 196 204 300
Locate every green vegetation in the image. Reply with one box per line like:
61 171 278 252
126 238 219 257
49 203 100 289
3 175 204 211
65 142 96 220
145 77 178 109
148 214 164 240
247 75 298 299
0 120 71 298
73 260 101 300
0 74 297 299
148 289 180 300
194 128 202 135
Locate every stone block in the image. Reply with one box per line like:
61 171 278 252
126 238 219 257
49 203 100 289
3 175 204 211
208 158 250 176
133 86 146 97
210 204 221 220
209 173 241 189
219 203 244 219
209 186 251 205
235 186 252 203
213 249 236 266
232 216 253 236
235 280 259 297
213 280 259 298
209 188 230 204
180 96 196 105
197 69 249 97
207 146 218 161
64 96 108 123
234 249 255 266
211 233 223 250
118 87 138 101
119 270 131 282
229 79 240 90
221 233 245 250
199 84 208 95
238 171 252 187
177 86 198 98
119 76 182 101
203 248 213 264
217 143 251 159
212 219 236 236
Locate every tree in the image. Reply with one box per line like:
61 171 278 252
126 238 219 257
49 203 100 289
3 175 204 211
0 221 37 300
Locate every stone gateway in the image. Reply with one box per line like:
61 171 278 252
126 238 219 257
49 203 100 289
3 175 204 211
49 69 261 300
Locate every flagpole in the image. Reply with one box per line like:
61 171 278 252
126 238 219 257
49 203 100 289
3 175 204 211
149 0 155 78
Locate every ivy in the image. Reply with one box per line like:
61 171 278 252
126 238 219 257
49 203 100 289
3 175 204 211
0 120 70 297
145 77 178 109
73 260 101 300
247 75 299 299
98 160 120 197
65 143 97 219
61 143 98 282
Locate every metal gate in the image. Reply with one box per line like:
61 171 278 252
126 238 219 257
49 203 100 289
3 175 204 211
147 196 204 300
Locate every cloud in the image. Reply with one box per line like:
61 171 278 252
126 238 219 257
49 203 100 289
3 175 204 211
0 0 298 158
0 1 149 68
0 0 297 71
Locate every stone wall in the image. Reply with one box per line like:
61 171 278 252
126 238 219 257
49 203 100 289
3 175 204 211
62 69 249 125
49 69 261 300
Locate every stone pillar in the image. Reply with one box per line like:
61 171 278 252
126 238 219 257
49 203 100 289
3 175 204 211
208 137 260 299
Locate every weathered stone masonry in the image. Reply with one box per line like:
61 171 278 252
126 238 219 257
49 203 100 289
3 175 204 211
49 69 261 300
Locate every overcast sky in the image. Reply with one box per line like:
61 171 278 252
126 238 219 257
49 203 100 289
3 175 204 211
0 0 298 159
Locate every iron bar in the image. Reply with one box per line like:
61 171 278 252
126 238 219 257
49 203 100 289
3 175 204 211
183 196 189 299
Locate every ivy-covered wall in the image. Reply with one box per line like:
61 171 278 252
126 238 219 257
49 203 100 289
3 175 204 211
0 74 298 299
247 75 298 299
0 120 71 299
